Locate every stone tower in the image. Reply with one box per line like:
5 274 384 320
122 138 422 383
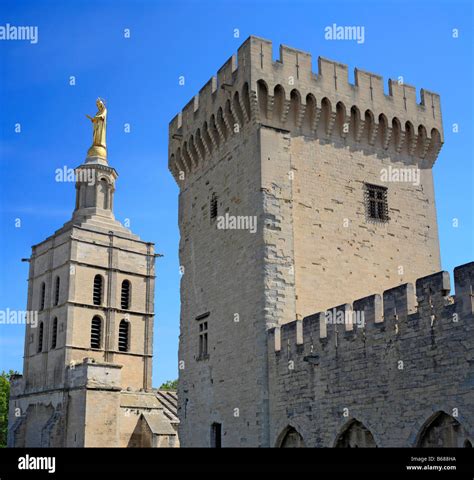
168 36 445 446
9 105 179 447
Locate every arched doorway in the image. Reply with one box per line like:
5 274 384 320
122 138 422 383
418 412 471 447
335 420 377 448
278 426 305 448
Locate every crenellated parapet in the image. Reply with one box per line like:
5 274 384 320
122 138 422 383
169 35 444 184
269 262 473 355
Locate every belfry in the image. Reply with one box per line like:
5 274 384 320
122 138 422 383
8 101 179 447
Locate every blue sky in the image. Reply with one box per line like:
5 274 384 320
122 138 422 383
0 0 472 387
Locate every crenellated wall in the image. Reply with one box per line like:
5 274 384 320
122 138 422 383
169 35 443 184
172 36 449 447
267 263 474 447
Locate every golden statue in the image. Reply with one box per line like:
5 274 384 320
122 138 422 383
86 98 107 158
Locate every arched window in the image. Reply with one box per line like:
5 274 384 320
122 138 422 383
418 411 470 447
335 420 377 448
37 322 44 353
98 179 109 210
278 426 305 448
121 280 131 310
40 282 46 311
54 276 60 306
93 274 103 306
118 319 129 352
51 317 58 349
90 316 102 349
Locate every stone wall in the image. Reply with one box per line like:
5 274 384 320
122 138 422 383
267 263 474 447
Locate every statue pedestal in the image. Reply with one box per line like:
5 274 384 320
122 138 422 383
87 144 107 159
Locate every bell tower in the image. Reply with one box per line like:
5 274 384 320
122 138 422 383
8 100 178 448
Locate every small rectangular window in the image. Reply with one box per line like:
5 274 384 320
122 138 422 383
365 183 389 222
211 422 222 448
198 321 208 358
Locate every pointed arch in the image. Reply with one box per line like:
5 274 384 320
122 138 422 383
273 84 286 122
302 93 317 132
209 114 221 147
377 113 389 149
217 107 228 140
241 82 251 120
202 122 214 155
320 97 335 137
405 121 416 155
257 80 269 120
288 89 301 128
363 109 375 144
276 426 306 448
232 91 245 127
350 105 362 142
392 117 404 153
334 419 377 448
336 101 348 137
417 411 471 448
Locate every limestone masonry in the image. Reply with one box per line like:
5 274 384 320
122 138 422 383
8 129 179 447
169 36 473 447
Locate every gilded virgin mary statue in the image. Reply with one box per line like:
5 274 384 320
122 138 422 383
86 98 107 159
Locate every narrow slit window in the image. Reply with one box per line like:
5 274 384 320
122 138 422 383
54 276 60 306
51 317 58 349
198 321 208 358
37 322 44 353
90 316 102 349
93 275 103 306
121 280 131 310
211 422 222 448
210 193 218 221
40 282 46 311
118 319 129 352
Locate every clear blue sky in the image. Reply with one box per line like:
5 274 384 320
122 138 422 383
0 0 472 387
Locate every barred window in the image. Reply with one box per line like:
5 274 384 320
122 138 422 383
90 316 102 349
93 275 103 306
210 193 218 221
51 317 58 349
40 282 46 311
365 184 389 222
121 280 131 310
118 319 129 352
37 322 44 353
54 276 60 306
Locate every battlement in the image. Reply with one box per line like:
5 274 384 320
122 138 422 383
169 35 444 184
269 262 474 354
